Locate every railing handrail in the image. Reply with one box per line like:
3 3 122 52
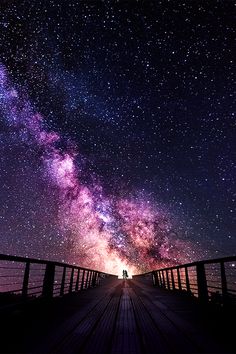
0 253 116 276
0 253 117 300
136 255 236 275
133 255 236 307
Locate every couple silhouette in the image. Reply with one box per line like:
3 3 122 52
122 269 128 279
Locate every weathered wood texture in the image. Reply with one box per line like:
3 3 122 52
0 278 235 354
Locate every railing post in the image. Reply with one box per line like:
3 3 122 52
22 262 30 297
157 271 162 287
91 272 96 287
92 271 96 286
177 268 182 290
92 272 96 286
85 271 90 288
152 271 155 286
88 271 92 288
166 270 170 290
196 263 208 304
80 270 85 290
220 262 228 305
96 272 100 286
156 271 160 287
97 273 101 286
60 266 66 296
42 263 55 298
161 270 166 288
185 267 191 292
153 271 159 287
95 272 99 286
171 269 175 290
159 271 162 287
69 267 74 293
75 268 80 291
91 271 95 287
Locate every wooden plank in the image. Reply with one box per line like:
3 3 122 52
54 297 112 353
34 278 119 354
130 279 225 353
49 280 123 354
130 280 199 353
1 278 235 354
81 296 121 354
111 285 141 354
128 288 170 354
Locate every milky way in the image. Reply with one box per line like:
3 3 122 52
0 63 198 274
0 1 235 275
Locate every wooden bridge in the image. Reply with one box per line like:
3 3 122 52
0 254 235 354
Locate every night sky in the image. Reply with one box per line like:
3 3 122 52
0 0 235 274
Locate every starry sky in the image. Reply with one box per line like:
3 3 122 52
0 0 235 275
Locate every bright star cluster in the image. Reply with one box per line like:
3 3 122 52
0 1 235 274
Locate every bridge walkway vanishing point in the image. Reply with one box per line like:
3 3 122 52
0 276 235 354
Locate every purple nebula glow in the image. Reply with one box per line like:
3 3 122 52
0 63 200 275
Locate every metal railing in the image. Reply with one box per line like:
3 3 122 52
134 256 236 306
0 254 115 302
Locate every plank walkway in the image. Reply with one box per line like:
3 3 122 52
0 277 235 354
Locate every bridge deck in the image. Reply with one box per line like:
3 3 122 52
0 278 235 354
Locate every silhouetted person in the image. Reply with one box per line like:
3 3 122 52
122 269 128 279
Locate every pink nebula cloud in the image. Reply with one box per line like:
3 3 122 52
0 63 199 275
